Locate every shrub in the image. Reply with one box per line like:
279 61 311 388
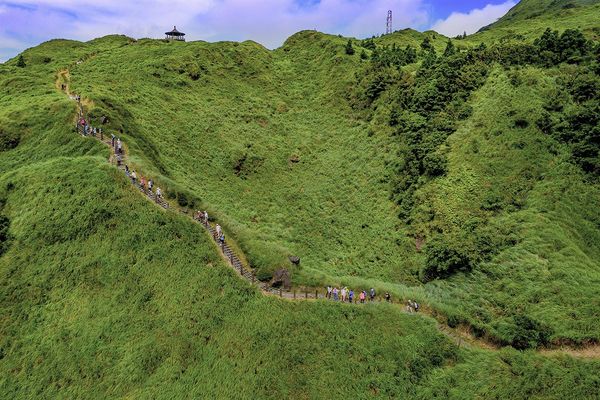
0 215 9 257
421 237 474 282
510 315 552 350
514 118 529 129
447 314 461 328
345 40 355 56
420 36 435 54
443 40 456 57
16 55 26 68
176 191 189 207
361 38 376 51
534 28 592 65
423 152 447 177
0 127 20 151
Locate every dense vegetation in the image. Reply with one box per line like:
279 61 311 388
358 26 599 278
1 0 600 397
349 15 600 348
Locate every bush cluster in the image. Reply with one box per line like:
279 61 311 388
537 62 600 176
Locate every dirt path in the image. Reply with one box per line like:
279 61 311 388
56 69 599 360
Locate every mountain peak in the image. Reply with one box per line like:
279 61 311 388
493 0 599 26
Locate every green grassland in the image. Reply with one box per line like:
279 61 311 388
1 0 600 397
0 156 598 398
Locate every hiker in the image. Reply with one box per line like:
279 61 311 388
155 187 162 201
219 233 225 248
384 292 391 302
215 224 222 240
326 286 332 299
370 288 376 302
99 128 103 140
349 289 354 303
111 134 115 148
332 287 339 301
117 138 122 154
406 300 413 313
194 210 201 221
148 179 153 191
359 291 366 304
93 127 97 137
413 301 419 312
116 154 122 167
140 176 146 191
125 165 130 177
341 287 347 302
203 211 209 225
131 170 137 185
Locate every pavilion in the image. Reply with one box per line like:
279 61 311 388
165 26 186 41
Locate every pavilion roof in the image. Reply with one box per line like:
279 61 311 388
165 26 185 36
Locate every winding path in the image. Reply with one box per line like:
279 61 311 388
56 69 600 360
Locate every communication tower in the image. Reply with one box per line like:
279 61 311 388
386 10 393 34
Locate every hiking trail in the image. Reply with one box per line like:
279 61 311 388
56 69 600 360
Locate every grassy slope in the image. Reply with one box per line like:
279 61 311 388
12 3 596 344
416 66 600 343
0 155 447 398
0 3 600 398
1 154 598 399
0 90 598 398
473 0 600 42
344 0 600 344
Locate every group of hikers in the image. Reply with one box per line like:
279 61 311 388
325 286 420 311
194 211 226 248
77 116 103 139
74 97 165 206
326 286 389 303
405 299 420 313
110 134 123 156
123 164 163 202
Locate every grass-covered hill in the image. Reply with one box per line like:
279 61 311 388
1 0 600 397
490 0 598 26
477 0 600 40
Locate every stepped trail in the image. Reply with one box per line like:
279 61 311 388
56 69 600 360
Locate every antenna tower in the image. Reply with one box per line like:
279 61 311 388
386 10 393 34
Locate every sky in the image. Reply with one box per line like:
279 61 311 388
0 0 517 62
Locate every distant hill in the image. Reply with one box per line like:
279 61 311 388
497 0 599 24
479 0 600 34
